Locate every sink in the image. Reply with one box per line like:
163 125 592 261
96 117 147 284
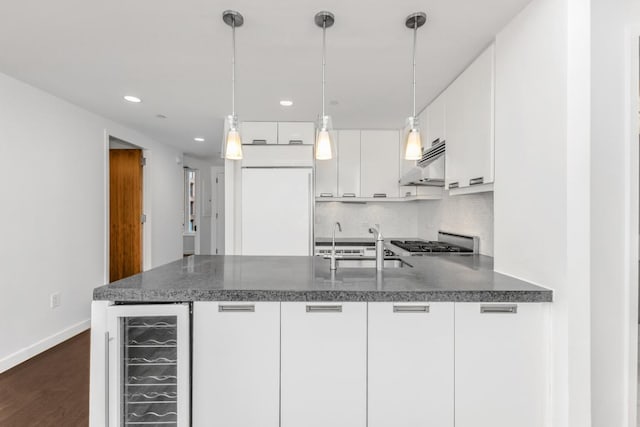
334 257 413 269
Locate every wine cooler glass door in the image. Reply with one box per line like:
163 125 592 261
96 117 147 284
107 304 190 427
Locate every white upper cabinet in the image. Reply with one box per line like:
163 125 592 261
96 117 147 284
360 130 400 198
368 302 454 427
445 43 495 190
278 122 315 145
426 91 446 147
315 130 338 197
241 121 278 145
337 130 361 198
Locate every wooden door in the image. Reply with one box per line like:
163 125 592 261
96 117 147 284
109 149 143 282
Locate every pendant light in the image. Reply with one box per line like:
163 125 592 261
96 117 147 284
314 11 335 160
404 12 427 160
222 10 244 160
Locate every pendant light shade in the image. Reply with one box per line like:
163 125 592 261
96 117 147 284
222 10 244 160
315 11 335 160
404 12 427 160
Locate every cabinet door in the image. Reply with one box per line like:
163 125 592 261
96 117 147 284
193 302 280 427
445 44 495 190
455 303 547 427
445 74 466 190
315 130 338 197
337 130 361 197
368 302 454 427
241 121 278 145
460 44 494 187
278 122 315 145
426 91 446 146
281 302 367 427
360 130 400 198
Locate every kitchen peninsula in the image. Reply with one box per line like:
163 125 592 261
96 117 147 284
90 254 551 427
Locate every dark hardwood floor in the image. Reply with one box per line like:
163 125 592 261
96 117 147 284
0 330 90 427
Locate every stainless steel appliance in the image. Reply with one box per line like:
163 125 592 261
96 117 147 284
390 231 478 255
106 304 190 426
399 139 445 187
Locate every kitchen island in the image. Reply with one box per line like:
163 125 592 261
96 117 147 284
90 254 551 427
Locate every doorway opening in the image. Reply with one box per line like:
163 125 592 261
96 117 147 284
183 168 198 256
108 137 145 282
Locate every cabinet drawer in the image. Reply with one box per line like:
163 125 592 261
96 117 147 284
241 121 278 145
278 122 315 145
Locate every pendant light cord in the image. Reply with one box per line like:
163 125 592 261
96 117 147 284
412 19 417 119
231 17 236 117
322 18 326 119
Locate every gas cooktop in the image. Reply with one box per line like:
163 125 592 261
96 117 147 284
390 240 474 254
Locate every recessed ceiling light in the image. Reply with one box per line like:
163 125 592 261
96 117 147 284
194 137 205 142
124 95 142 103
280 100 293 107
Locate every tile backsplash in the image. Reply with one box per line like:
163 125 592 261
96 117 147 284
315 202 419 238
315 191 494 256
417 191 494 256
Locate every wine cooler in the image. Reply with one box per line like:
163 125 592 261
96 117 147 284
106 304 190 426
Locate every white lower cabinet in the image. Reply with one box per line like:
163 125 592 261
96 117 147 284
192 302 280 427
455 302 547 427
280 302 367 427
368 302 454 427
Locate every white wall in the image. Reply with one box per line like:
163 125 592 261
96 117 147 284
590 0 640 425
417 192 494 256
492 0 592 426
0 71 184 372
314 202 419 238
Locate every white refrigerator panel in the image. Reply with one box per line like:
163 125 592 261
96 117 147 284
241 168 312 256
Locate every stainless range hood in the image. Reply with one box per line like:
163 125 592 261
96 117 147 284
399 139 445 186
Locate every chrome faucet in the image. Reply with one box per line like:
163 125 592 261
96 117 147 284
368 224 384 271
330 222 342 270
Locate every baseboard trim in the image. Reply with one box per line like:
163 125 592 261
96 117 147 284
0 319 90 374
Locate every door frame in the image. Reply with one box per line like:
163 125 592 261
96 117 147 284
103 130 151 284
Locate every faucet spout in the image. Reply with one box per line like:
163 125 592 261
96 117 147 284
369 224 384 271
330 222 342 270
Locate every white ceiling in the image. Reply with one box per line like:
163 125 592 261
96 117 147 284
0 0 531 158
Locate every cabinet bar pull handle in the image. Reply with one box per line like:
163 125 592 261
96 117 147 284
480 304 518 314
306 305 342 313
105 331 109 427
289 139 303 144
342 193 356 198
252 139 267 144
373 193 387 198
469 177 484 186
393 305 429 313
448 182 459 189
320 193 333 198
219 304 256 312
405 192 413 197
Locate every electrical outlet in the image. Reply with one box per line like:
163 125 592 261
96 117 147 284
50 292 61 309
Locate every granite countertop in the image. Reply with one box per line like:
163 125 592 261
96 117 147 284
93 254 552 303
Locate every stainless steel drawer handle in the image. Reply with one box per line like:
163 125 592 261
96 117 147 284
252 139 267 144
320 193 333 198
373 193 387 198
393 305 430 313
448 182 459 189
480 304 518 314
405 192 413 197
306 305 342 313
219 304 256 312
289 139 303 144
342 193 356 198
469 177 484 186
